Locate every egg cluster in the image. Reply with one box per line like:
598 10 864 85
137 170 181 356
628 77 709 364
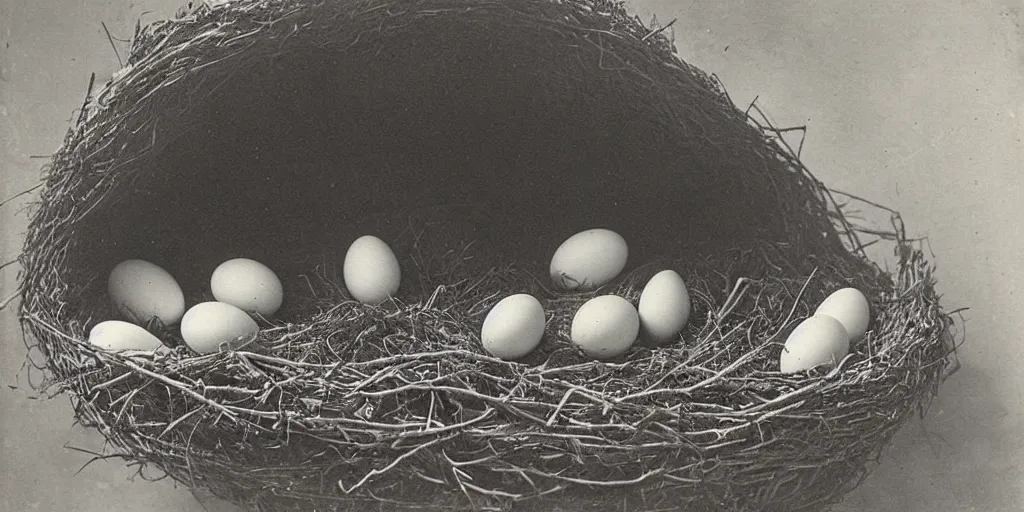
780 287 871 373
94 257 277 354
88 227 872 373
89 234 404 355
483 228 693 362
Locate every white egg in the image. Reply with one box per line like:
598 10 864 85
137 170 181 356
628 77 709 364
815 287 871 342
549 228 628 291
180 302 259 354
211 258 284 316
570 295 639 360
108 259 186 327
88 320 165 352
343 235 401 304
779 315 851 373
638 269 692 344
480 294 547 360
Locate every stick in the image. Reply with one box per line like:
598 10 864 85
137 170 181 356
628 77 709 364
102 22 124 67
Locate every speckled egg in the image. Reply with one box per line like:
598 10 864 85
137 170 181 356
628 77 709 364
638 269 692 345
343 235 401 304
815 287 871 342
107 259 186 327
211 258 284 316
570 295 639 360
480 294 547 360
780 314 851 373
549 228 628 291
88 320 166 352
180 301 259 354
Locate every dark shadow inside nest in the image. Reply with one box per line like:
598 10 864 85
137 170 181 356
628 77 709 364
66 19 826 329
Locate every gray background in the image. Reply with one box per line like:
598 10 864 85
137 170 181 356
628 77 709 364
1 0 1021 510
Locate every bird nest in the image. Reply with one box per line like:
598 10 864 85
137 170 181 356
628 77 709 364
13 0 960 510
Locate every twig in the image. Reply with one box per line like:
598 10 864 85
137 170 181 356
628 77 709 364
76 73 96 125
102 22 124 67
338 434 456 494
121 360 240 420
640 18 676 42
0 183 44 208
0 291 19 311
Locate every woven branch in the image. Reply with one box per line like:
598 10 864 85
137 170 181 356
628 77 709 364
14 0 959 511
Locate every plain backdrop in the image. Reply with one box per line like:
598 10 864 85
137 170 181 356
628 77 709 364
1 0 1021 510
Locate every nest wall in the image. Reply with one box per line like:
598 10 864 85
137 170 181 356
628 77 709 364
15 0 957 511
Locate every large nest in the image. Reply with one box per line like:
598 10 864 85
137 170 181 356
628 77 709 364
15 0 959 510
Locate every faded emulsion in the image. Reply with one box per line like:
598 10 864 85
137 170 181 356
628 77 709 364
1 0 991 511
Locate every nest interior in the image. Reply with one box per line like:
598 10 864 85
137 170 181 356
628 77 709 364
56 1 818 303
16 0 958 511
